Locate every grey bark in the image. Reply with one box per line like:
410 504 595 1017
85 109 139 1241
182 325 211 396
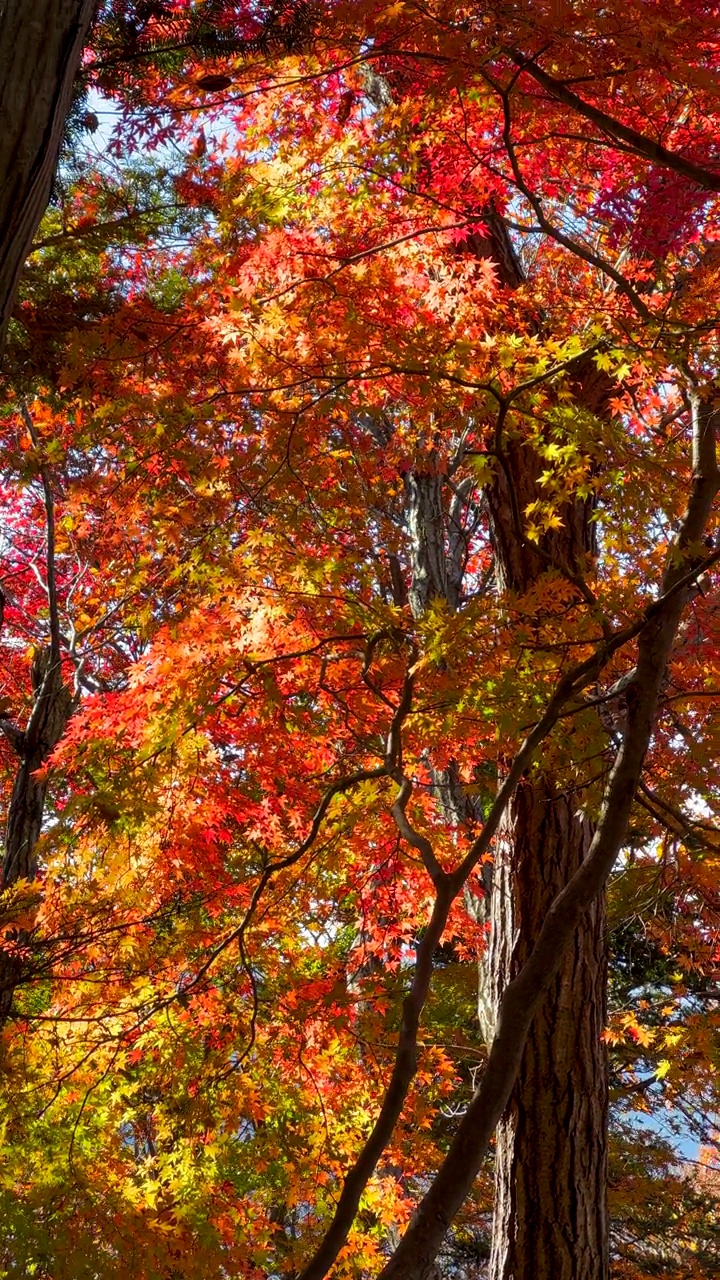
0 0 97 358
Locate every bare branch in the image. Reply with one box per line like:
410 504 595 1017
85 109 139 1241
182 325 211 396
391 775 446 887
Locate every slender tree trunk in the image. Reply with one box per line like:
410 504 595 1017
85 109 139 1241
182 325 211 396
0 647 74 1019
485 435 609 1280
0 0 97 357
379 395 718 1280
0 435 74 1020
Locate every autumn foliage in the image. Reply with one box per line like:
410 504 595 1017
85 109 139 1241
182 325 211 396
0 3 719 1278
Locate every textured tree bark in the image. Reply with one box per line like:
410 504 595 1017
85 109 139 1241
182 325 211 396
485 428 609 1280
399 212 611 1278
487 782 608 1280
379 398 718 1280
0 0 97 357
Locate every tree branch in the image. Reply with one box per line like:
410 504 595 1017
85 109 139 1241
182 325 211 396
377 400 719 1280
295 583 687 1280
510 51 720 194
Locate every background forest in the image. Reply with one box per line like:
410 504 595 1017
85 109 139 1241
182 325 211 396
0 3 718 1279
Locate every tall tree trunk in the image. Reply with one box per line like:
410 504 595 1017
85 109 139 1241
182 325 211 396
356 212 612 1279
395 206 611 1275
487 782 607 1280
485 435 609 1280
0 0 97 357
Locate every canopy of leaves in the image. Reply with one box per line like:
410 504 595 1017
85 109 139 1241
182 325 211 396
0 3 718 1278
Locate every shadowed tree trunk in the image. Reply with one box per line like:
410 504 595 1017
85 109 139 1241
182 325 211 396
486 781 607 1280
483 386 609 1280
0 646 74 1019
405 462 610 1279
0 417 75 1020
395 211 611 1278
378 391 718 1280
0 0 97 357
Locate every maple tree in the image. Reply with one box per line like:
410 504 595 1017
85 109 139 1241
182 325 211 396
1 3 719 1279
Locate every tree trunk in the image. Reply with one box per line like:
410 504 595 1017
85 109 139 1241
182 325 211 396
360 211 612 1279
0 0 97 357
395 216 611 1275
488 781 608 1280
0 647 74 1019
485 434 609 1280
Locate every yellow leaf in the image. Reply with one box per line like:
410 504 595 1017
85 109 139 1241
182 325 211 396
634 1026 654 1047
544 513 565 531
